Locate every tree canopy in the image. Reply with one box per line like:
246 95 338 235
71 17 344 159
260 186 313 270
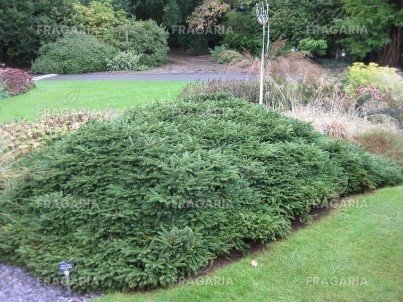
0 0 401 67
339 0 402 66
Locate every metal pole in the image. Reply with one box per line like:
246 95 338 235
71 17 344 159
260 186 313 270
256 1 269 105
64 270 72 297
265 2 270 56
259 23 265 105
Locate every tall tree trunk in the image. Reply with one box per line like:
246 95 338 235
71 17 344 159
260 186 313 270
378 27 402 67
0 46 7 65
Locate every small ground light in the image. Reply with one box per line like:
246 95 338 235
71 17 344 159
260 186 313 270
59 261 74 296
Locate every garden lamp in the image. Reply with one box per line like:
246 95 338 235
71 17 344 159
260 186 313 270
256 1 270 105
341 49 346 64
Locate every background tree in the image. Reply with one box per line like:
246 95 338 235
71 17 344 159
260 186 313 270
187 0 230 30
0 0 36 66
0 0 75 67
340 0 403 67
1 0 401 66
222 0 344 56
70 0 128 45
131 0 204 53
162 0 181 28
80 0 132 12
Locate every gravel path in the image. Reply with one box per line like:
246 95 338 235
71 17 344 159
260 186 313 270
43 71 255 82
0 264 95 302
41 51 257 82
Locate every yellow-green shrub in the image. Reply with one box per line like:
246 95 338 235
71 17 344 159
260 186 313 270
346 62 402 97
346 62 403 124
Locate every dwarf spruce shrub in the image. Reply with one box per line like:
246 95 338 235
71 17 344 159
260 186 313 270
0 94 401 292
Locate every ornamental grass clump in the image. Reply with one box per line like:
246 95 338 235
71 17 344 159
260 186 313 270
0 94 401 292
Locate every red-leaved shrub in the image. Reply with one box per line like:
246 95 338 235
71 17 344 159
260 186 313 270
0 68 35 96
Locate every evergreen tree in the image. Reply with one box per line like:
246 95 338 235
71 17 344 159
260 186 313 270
162 0 181 27
340 0 402 66
0 0 75 67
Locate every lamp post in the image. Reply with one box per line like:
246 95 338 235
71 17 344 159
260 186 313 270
256 1 269 105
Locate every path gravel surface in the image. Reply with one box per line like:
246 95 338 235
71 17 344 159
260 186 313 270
44 71 255 81
41 51 257 82
0 264 95 302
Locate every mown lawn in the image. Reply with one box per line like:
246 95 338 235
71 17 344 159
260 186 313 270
0 81 186 123
97 186 403 302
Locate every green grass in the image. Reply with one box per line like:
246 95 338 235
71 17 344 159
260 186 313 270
0 81 186 123
97 186 403 302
